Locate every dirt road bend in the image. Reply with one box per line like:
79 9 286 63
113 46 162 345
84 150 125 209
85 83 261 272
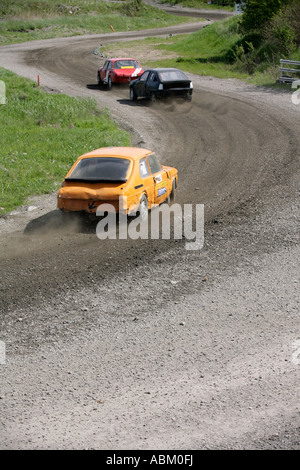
0 21 299 450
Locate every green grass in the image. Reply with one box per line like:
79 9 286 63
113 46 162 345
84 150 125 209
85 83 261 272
160 16 241 60
0 0 196 45
0 68 131 214
119 15 299 86
0 2 296 215
100 17 251 80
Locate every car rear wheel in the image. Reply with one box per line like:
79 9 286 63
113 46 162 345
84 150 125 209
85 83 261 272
170 178 177 202
130 87 137 101
137 194 148 221
165 178 177 205
150 92 156 103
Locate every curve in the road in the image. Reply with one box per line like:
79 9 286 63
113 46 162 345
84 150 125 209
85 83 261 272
0 24 298 313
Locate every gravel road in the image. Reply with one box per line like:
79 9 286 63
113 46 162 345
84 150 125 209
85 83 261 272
0 14 299 450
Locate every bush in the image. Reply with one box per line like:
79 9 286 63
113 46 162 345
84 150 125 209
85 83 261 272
262 1 298 56
233 41 256 74
236 0 299 71
280 0 300 46
240 0 288 32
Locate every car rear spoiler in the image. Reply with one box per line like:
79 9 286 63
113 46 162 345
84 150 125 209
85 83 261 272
65 177 127 184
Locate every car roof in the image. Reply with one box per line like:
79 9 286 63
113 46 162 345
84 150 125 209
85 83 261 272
80 147 153 161
108 58 140 62
146 68 182 73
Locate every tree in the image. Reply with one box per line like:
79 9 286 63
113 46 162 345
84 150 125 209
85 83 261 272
240 0 292 32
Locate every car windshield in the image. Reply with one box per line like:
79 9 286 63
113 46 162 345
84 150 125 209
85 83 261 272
114 60 139 69
67 157 131 183
158 70 188 82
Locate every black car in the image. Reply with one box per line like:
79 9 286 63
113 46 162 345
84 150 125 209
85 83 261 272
129 68 193 102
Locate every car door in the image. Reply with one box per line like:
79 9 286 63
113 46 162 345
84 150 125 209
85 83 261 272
146 154 168 205
104 60 112 83
134 70 150 97
127 156 155 212
145 71 159 97
100 60 109 82
138 156 155 202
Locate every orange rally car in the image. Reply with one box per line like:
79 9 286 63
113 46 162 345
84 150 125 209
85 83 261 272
57 147 178 219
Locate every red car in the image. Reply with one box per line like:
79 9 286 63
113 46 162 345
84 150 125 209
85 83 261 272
97 58 144 89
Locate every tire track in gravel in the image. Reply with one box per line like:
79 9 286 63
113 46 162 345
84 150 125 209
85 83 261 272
0 28 298 313
0 17 299 451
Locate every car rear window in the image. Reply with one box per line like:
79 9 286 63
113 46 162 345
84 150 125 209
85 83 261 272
159 70 188 82
67 157 131 182
114 60 138 69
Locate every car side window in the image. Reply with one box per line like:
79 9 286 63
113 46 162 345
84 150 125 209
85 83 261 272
140 71 150 82
147 154 161 174
107 62 112 70
139 157 150 178
149 72 157 82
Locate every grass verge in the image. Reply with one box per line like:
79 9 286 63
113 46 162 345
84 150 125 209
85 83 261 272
0 0 197 45
0 68 131 214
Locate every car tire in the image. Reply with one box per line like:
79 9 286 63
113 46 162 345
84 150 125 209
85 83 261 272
130 87 137 101
169 178 177 202
150 92 156 103
108 76 112 89
97 73 102 87
137 194 148 221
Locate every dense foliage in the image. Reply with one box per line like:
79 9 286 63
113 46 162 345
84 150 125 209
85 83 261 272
235 0 300 73
240 0 289 31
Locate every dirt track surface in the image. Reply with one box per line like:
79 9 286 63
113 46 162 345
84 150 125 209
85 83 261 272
0 18 299 450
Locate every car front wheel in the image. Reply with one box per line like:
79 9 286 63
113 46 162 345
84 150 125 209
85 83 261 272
108 76 112 89
170 178 176 202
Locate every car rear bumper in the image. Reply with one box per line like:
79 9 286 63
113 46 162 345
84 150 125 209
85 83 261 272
159 88 193 98
58 197 120 214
